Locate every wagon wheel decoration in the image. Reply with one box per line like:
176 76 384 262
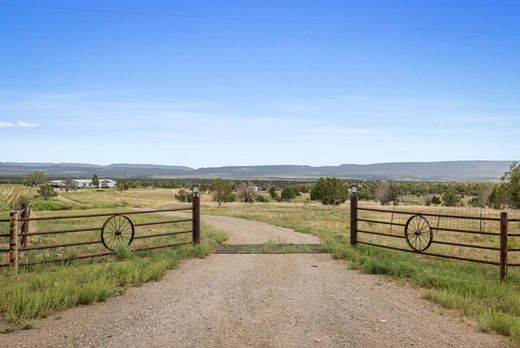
101 215 135 251
404 214 433 252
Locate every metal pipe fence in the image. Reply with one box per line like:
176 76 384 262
0 194 201 273
350 195 519 281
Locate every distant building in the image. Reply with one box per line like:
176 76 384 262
72 179 95 188
49 180 66 188
71 179 117 189
99 179 117 188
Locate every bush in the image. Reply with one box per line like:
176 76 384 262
175 189 193 203
38 185 56 200
255 195 269 203
237 183 257 203
442 191 462 207
281 187 297 201
310 177 348 205
431 195 441 205
31 199 74 211
116 180 129 192
209 179 234 206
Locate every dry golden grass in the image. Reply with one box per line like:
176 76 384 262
355 201 520 264
7 188 520 265
0 207 194 266
0 185 37 211
202 200 520 265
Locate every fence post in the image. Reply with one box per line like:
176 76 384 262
20 203 29 249
9 211 19 274
192 185 201 245
350 188 358 246
500 212 508 281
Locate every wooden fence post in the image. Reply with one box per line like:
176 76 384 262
9 211 19 274
192 185 201 245
350 190 358 246
500 212 508 281
20 203 30 249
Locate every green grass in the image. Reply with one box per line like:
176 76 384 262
4 187 520 342
220 239 318 254
241 241 314 254
204 203 520 344
0 224 226 330
30 198 84 211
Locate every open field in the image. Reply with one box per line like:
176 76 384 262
0 185 37 211
0 204 227 328
2 187 520 342
0 207 199 266
29 188 520 264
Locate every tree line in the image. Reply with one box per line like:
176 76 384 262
4 162 520 209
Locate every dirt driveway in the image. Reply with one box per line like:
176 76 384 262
0 216 510 348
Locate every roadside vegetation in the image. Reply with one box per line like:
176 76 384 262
0 222 226 330
0 164 519 339
202 203 520 343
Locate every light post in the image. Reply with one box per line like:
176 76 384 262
350 186 358 246
192 184 201 245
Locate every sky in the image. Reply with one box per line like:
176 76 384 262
0 0 519 168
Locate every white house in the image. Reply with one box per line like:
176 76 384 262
72 179 95 188
71 179 117 188
99 179 117 188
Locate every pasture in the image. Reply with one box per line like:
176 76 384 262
1 186 520 341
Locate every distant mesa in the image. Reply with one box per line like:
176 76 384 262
0 161 513 181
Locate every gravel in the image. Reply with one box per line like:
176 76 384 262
164 212 320 245
199 215 320 245
0 216 511 348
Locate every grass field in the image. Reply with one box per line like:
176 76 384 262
0 225 226 329
2 187 520 342
0 207 199 266
0 185 37 212
0 199 227 330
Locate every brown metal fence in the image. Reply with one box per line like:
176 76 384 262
349 194 520 280
0 193 201 273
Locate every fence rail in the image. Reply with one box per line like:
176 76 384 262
350 195 519 281
0 192 201 273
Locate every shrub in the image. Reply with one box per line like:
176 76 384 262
209 178 234 206
116 180 129 192
31 199 74 211
38 185 56 200
255 195 269 203
431 195 441 205
281 187 297 201
237 183 257 203
442 190 462 207
175 189 193 203
310 177 348 205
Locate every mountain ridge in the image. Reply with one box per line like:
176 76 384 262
0 161 513 181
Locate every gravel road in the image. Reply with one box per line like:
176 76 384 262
165 212 320 245
200 214 320 245
0 216 510 348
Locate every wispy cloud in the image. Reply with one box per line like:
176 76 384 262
0 120 39 128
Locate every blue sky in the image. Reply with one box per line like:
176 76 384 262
0 0 519 167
